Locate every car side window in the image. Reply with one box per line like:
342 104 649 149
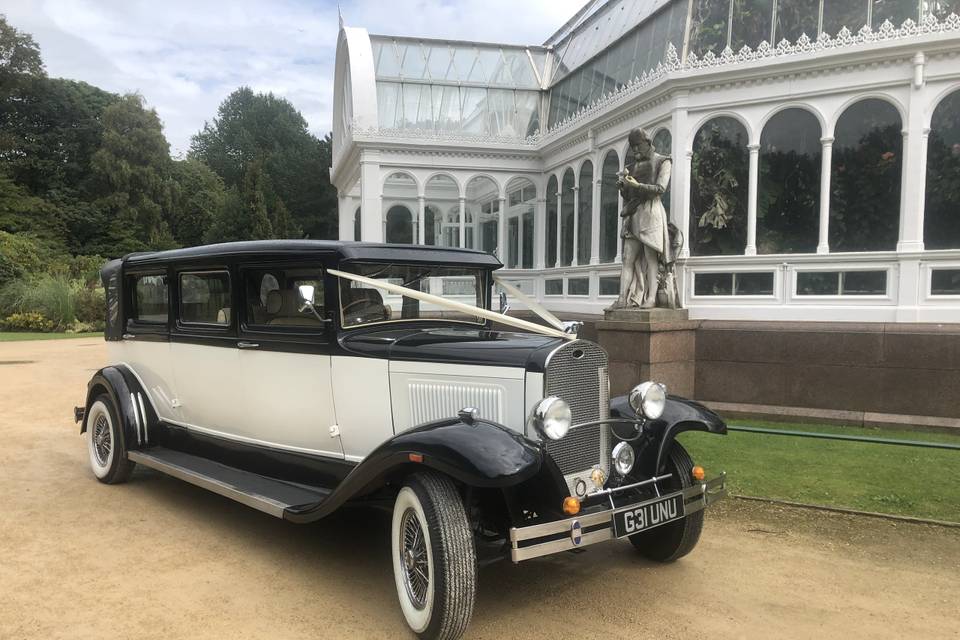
180 271 231 326
131 274 168 324
242 267 325 329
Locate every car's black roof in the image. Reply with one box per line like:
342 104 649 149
122 240 503 269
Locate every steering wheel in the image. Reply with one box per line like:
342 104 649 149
342 298 390 323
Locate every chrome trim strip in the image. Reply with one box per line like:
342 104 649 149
136 393 148 444
508 473 726 562
130 392 142 445
127 451 288 518
585 473 674 499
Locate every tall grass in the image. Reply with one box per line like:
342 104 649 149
0 274 76 329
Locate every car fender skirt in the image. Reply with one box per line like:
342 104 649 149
284 418 543 523
84 366 156 450
610 394 726 477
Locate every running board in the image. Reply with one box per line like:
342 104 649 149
128 447 330 518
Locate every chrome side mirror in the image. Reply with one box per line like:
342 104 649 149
297 284 315 312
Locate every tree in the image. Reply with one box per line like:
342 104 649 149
1 76 118 200
190 87 337 239
90 93 175 254
168 159 226 247
0 14 44 77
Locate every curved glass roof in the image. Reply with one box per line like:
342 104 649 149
361 0 944 136
371 35 548 89
370 35 547 137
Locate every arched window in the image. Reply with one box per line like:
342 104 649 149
578 161 593 264
600 151 620 263
505 177 536 269
925 89 960 249
758 108 821 254
560 168 575 266
353 206 361 241
690 117 749 255
465 176 499 254
830 99 902 252
652 129 673 213
385 205 413 244
382 172 418 242
546 175 558 267
653 129 671 155
424 174 459 247
424 205 439 246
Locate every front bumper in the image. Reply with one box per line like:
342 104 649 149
508 473 726 562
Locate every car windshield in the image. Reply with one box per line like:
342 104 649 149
339 263 486 328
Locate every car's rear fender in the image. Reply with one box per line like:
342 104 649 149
82 365 157 450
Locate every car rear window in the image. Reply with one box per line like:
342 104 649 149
131 274 168 324
180 271 231 326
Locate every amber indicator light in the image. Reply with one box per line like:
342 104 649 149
691 465 705 481
562 496 581 516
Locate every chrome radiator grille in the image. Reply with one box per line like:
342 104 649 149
543 340 611 477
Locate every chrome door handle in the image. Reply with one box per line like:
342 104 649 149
237 341 260 349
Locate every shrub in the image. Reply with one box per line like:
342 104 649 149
0 274 75 329
2 312 55 332
73 285 105 324
67 320 103 333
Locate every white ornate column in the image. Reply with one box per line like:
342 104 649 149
458 196 466 249
359 150 382 242
670 90 691 262
898 52 928 253
572 185 580 266
895 52 929 321
535 197 547 270
615 186 623 265
497 195 507 261
677 150 693 259
590 166 601 265
417 195 425 245
745 142 760 256
337 194 352 241
554 191 562 268
817 136 833 254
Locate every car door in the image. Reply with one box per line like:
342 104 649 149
233 262 344 459
169 267 245 436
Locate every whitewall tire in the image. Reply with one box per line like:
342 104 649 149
391 472 476 640
86 394 135 484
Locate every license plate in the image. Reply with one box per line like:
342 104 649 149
611 493 685 538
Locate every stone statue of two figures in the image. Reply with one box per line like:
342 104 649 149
608 128 683 311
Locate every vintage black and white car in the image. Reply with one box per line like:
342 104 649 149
77 240 726 640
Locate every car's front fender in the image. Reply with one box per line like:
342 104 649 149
610 394 727 477
284 417 543 522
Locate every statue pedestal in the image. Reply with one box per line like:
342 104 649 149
596 308 698 399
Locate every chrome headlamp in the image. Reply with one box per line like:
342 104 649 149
629 381 667 420
611 441 635 476
528 396 571 441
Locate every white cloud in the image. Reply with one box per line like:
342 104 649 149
2 0 584 156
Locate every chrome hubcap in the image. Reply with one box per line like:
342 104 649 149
400 508 429 610
92 413 111 466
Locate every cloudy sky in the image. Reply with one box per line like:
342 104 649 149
3 0 585 156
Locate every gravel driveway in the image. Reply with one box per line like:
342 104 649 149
1 337 957 639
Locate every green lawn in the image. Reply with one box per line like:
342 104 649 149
678 420 960 523
0 332 101 342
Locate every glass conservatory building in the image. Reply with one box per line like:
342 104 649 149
332 0 960 322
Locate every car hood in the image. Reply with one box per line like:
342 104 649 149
338 325 565 372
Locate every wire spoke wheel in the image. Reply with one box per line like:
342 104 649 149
400 508 429 610
92 413 111 466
